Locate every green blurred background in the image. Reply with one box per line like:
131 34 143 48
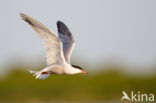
0 64 155 102
0 0 156 102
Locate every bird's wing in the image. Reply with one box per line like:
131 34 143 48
57 21 75 64
20 13 65 65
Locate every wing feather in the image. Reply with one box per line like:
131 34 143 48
20 13 65 65
57 21 75 64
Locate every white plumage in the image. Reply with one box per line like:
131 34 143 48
20 13 87 80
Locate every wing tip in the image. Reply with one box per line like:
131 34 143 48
19 13 27 20
57 20 66 29
56 20 72 36
19 13 34 25
57 20 64 25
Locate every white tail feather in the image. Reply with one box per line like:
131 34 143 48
28 69 50 80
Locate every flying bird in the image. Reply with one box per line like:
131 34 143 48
20 13 87 80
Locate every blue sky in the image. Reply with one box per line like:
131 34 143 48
0 0 156 73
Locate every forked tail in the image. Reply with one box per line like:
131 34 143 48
28 69 50 80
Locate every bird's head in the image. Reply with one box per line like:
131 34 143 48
72 65 87 74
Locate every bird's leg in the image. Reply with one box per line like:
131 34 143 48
42 71 48 75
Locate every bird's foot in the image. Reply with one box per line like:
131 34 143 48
42 71 48 75
28 69 50 80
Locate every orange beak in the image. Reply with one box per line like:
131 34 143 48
81 70 87 74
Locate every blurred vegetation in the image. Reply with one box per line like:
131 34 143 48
0 66 156 102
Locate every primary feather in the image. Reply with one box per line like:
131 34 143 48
57 21 75 64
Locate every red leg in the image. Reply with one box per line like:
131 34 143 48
42 71 48 75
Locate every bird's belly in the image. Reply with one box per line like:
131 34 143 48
48 65 65 74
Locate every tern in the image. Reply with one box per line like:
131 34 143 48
20 13 87 80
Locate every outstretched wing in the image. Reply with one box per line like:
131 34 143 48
57 21 75 64
20 13 65 65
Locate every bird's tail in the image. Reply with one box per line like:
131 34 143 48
28 69 50 80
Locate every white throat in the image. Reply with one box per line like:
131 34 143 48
65 65 82 74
